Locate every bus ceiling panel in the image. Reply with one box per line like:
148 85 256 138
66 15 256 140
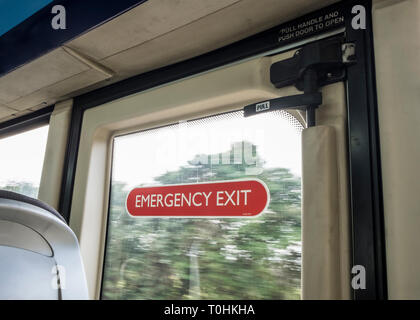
0 0 149 77
0 0 338 124
67 0 338 75
66 0 245 62
0 47 110 123
0 105 19 123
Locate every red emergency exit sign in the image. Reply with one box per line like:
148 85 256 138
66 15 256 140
126 179 270 217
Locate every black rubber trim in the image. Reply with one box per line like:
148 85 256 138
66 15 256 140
344 0 388 299
0 189 66 224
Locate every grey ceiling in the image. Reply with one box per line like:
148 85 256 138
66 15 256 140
0 0 337 124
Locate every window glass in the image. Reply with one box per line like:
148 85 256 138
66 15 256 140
102 110 302 299
0 125 49 198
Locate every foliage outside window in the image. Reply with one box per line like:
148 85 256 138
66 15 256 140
0 125 49 198
101 111 302 300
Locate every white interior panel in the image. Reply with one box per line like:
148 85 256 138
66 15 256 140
373 0 420 299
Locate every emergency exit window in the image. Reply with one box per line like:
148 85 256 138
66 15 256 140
101 110 302 299
0 125 49 198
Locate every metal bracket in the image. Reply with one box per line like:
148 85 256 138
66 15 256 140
244 37 356 127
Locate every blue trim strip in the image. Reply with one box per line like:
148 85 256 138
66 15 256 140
0 0 53 36
0 0 148 77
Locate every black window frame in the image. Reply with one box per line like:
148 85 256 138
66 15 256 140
57 0 387 300
0 105 53 139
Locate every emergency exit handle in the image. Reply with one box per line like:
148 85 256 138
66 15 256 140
243 92 322 117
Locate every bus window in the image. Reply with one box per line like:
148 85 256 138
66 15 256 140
0 125 49 198
101 110 303 300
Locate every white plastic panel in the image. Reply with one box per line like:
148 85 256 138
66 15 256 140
0 220 52 256
373 0 420 299
0 246 57 300
0 198 89 299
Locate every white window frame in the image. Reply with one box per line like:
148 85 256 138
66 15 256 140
68 51 305 299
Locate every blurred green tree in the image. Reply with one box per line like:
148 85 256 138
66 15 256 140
102 141 301 300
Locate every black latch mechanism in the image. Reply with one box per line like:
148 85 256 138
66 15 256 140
243 37 356 127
